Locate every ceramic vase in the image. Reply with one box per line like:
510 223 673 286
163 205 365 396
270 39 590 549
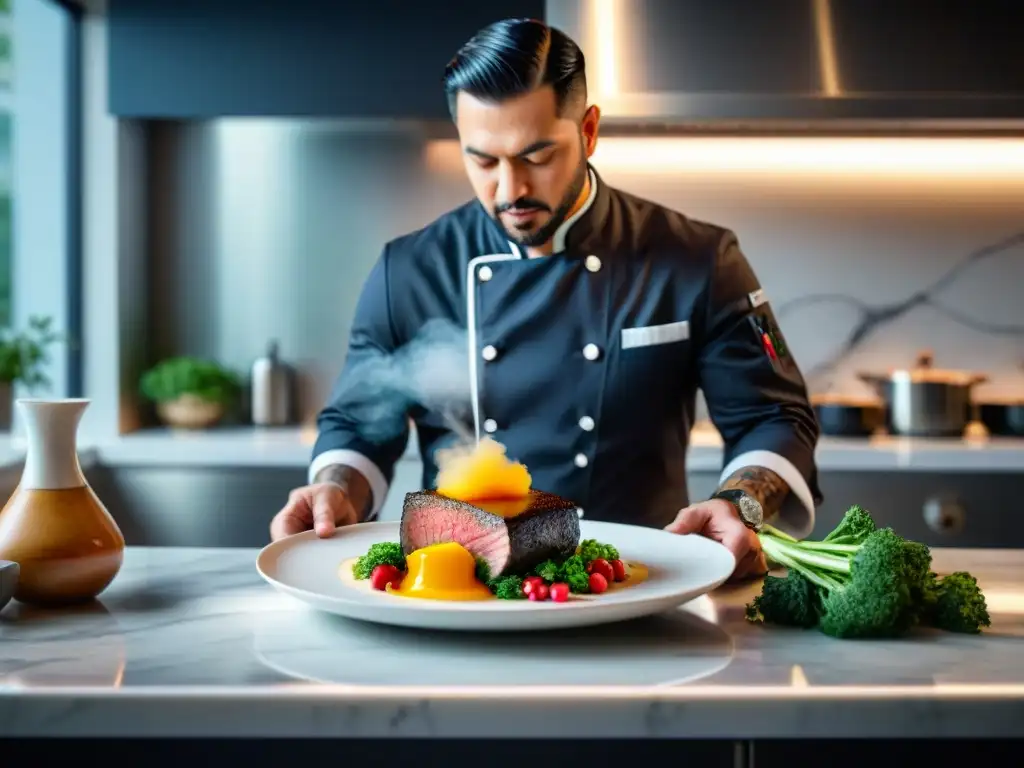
0 398 125 606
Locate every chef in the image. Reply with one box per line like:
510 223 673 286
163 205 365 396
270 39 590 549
270 18 822 579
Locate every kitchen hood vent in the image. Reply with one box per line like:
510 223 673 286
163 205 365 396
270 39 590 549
546 0 1024 129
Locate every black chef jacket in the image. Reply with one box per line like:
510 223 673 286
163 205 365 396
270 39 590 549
311 165 822 538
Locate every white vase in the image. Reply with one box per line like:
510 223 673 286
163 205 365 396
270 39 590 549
0 398 124 606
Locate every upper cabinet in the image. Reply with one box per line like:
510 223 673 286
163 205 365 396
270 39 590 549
107 0 545 118
547 0 1024 125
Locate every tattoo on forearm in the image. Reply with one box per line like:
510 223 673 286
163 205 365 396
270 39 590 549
314 464 373 522
718 466 790 519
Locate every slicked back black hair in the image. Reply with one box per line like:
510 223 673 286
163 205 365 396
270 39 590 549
443 18 587 120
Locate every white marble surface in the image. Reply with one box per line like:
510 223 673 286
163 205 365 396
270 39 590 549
0 546 1021 738
1 425 1021 473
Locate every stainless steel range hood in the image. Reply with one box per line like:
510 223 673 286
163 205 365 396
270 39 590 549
546 0 1024 130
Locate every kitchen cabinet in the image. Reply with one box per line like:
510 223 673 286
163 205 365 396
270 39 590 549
107 0 545 118
547 0 1024 123
88 462 1024 549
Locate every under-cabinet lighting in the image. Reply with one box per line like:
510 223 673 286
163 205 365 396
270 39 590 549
425 137 1024 181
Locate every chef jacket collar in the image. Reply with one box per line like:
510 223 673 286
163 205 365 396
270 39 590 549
504 164 608 259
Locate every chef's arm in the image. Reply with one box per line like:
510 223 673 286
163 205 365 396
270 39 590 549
696 230 822 539
309 244 410 522
313 464 374 521
715 465 790 520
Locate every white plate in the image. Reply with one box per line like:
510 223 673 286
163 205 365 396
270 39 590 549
255 519 736 632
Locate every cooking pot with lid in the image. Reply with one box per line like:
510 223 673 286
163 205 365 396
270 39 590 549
857 350 987 437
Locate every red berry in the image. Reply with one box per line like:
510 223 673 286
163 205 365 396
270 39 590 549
610 559 627 582
370 564 401 591
528 581 550 602
522 576 544 596
589 572 609 594
549 582 570 602
588 558 615 583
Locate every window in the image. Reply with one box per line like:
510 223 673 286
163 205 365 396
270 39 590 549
5 0 79 400
0 0 11 328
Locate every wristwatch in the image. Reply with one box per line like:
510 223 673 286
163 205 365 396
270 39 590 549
710 489 764 532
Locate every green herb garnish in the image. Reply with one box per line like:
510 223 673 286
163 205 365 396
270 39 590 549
488 575 526 600
352 542 406 580
577 539 619 564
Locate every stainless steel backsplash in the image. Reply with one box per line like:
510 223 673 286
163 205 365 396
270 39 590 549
145 120 1024 424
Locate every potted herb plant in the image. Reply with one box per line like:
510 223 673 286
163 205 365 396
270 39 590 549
139 356 241 430
0 315 63 431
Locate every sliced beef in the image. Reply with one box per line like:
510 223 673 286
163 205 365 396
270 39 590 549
400 490 581 578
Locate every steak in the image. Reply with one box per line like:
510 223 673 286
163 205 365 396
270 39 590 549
400 490 581 578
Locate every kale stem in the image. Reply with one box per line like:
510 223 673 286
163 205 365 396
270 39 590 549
760 538 843 592
761 523 797 542
759 535 853 573
793 541 861 554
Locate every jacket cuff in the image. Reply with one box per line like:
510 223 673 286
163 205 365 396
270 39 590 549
308 449 388 521
718 449 816 539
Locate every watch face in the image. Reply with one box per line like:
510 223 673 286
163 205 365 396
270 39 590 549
736 495 764 528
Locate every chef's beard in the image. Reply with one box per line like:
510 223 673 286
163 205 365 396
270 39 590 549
492 152 589 249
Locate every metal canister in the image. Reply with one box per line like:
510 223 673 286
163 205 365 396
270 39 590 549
250 340 295 427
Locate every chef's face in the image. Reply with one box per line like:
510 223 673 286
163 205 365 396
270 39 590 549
455 87 599 249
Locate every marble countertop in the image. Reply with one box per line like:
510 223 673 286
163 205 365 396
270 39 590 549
2 425 1023 473
0 546 1021 738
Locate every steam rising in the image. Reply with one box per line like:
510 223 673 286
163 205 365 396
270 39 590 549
328 318 475 447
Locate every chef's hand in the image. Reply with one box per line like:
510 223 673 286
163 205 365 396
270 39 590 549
269 482 359 541
665 499 768 581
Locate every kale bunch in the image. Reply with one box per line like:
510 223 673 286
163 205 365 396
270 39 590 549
746 505 991 638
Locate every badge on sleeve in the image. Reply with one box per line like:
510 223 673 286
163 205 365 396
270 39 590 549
748 288 767 309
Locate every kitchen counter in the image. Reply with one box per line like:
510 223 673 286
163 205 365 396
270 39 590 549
0 546 1021 739
1 425 1022 473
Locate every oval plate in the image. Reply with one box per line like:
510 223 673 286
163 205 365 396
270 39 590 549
255 520 736 632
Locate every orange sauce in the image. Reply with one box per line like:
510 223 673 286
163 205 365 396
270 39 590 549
386 542 494 601
434 437 531 503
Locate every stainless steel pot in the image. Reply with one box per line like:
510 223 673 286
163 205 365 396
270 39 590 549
857 351 987 437
810 394 886 437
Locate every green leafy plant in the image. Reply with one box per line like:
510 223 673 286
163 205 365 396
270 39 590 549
0 315 63 390
746 505 991 638
139 356 241 405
